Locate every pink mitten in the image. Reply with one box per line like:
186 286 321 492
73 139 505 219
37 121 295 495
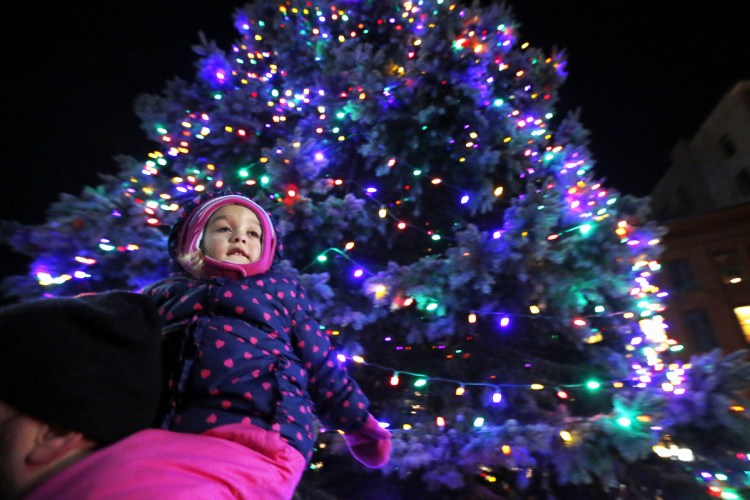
343 414 392 468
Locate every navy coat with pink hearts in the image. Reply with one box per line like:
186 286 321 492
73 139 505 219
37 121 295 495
143 271 370 461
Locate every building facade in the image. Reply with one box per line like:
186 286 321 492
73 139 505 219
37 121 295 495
650 81 750 356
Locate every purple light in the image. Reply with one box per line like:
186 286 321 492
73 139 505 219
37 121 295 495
353 268 364 278
499 316 510 327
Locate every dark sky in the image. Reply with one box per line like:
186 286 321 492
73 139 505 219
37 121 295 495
2 2 749 225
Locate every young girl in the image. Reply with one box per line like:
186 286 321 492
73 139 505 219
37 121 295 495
143 191 390 497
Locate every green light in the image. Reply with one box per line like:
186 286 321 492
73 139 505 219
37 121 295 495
238 169 250 178
431 234 441 241
493 98 504 107
579 224 592 235
473 417 485 428
336 111 345 119
586 380 601 390
156 127 168 134
616 417 631 427
670 345 684 352
426 303 438 311
414 379 427 388
260 175 270 185
316 254 328 263
594 305 605 313
413 169 422 176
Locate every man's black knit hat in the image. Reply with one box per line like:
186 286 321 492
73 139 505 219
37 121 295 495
0 291 163 444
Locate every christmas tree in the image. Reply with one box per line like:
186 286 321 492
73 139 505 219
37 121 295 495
2 1 749 497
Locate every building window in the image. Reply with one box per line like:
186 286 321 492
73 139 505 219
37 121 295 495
734 306 750 345
736 168 750 196
683 309 719 352
719 133 736 158
711 250 744 285
670 186 693 217
666 259 696 290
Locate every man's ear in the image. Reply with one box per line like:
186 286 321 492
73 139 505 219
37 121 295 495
26 424 93 466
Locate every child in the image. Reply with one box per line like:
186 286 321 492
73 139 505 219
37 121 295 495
143 191 391 496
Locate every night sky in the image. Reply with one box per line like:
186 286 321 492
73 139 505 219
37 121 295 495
2 1 749 277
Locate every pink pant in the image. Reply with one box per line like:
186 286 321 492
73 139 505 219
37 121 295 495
202 423 307 499
27 427 307 500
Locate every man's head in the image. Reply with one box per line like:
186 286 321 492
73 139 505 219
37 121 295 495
0 291 163 498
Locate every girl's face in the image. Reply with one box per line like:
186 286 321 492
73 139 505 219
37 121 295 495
201 204 262 264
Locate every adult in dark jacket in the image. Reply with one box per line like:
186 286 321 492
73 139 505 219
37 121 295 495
1 292 301 500
143 191 391 495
